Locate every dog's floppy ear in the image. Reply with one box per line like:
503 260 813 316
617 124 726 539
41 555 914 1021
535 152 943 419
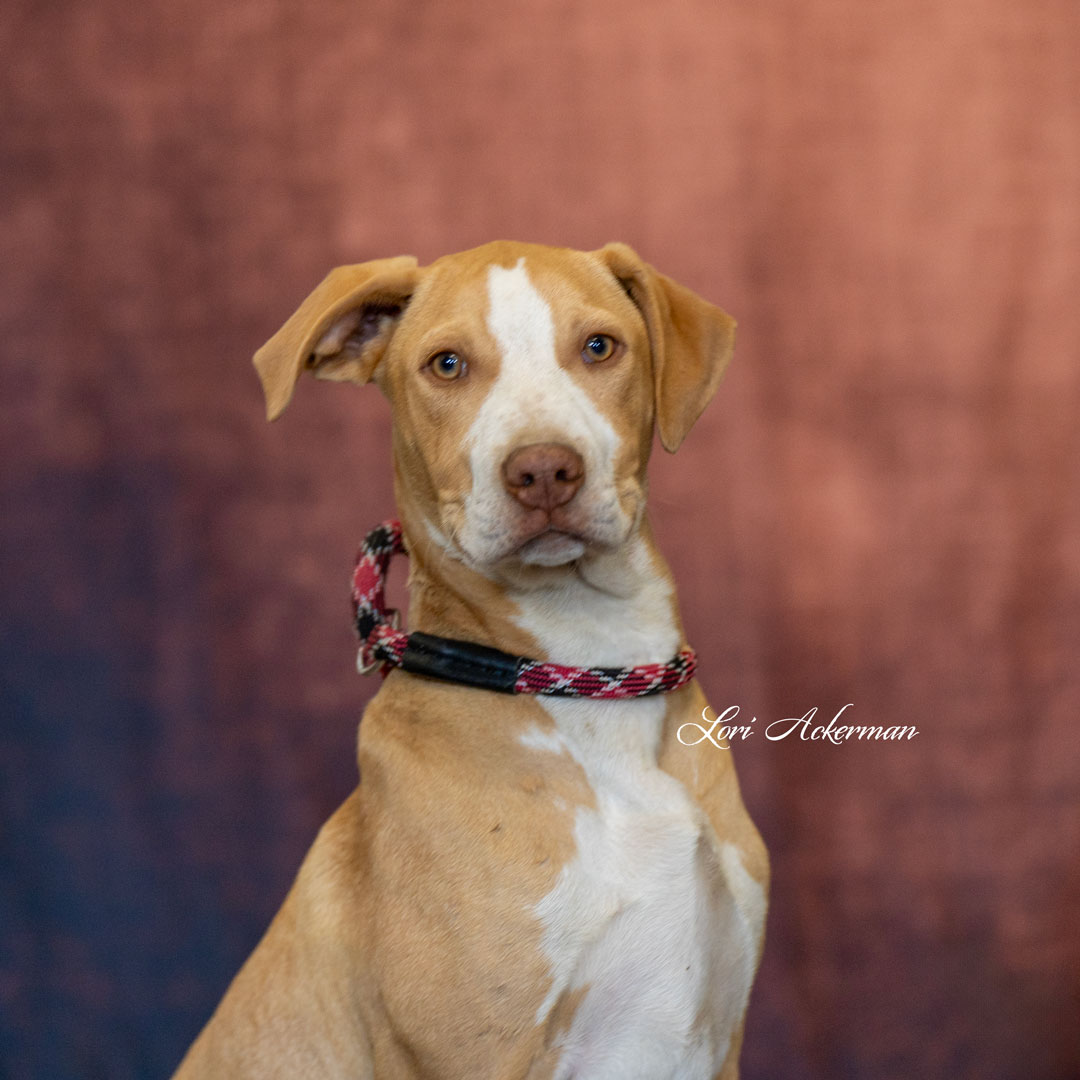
597 243 736 453
253 255 420 420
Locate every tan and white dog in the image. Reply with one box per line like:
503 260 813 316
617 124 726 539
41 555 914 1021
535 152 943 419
173 242 768 1080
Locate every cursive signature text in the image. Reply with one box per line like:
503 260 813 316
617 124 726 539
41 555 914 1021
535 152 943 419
677 705 918 748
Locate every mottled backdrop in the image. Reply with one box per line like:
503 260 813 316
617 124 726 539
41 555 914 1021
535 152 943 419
2 0 1078 1077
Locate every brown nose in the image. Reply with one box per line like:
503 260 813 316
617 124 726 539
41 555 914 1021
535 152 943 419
502 443 585 512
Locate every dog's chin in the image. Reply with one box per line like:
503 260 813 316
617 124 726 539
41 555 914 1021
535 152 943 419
514 530 587 567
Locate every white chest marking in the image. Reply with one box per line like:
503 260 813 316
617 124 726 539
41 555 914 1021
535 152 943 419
514 547 759 1079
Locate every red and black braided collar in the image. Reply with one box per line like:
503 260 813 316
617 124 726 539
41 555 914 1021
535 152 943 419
351 521 697 699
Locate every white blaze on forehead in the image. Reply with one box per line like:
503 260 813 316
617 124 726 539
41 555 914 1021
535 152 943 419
477 258 618 458
456 259 626 565
485 258 561 382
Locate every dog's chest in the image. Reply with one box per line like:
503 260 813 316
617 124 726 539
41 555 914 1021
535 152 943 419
512 570 751 1079
523 697 743 1080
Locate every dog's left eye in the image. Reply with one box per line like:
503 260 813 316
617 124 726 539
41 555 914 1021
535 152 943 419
582 334 617 363
428 352 468 380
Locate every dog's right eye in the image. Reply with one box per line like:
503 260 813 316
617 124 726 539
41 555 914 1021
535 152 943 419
428 352 468 381
582 334 617 363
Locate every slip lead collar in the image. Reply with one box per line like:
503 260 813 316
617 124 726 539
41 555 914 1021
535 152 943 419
351 521 697 698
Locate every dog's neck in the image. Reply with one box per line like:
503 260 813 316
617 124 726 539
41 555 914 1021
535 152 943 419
398 505 684 669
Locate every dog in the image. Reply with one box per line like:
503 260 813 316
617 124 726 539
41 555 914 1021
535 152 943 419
173 241 768 1079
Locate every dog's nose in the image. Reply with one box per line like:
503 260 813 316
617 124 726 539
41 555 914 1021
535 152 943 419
502 443 585 512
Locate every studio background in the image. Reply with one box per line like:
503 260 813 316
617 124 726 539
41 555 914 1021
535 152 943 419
2 1 1078 1077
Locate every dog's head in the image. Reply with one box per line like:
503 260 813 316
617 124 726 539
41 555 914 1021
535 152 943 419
255 242 734 577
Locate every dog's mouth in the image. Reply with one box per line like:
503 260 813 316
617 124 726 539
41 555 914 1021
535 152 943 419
444 478 640 575
513 528 588 567
502 502 598 567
